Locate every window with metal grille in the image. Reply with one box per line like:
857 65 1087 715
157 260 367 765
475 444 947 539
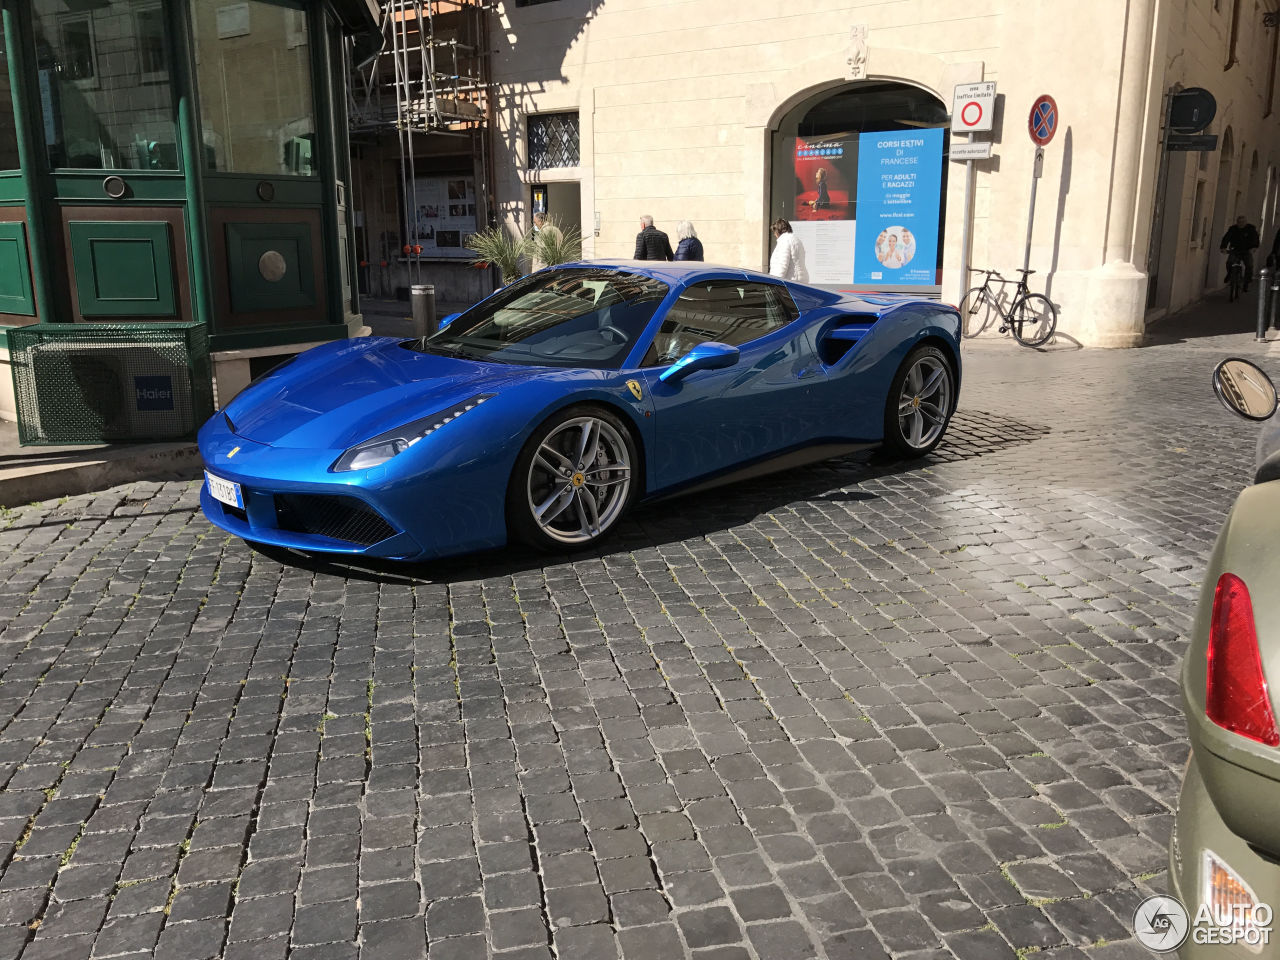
527 112 580 170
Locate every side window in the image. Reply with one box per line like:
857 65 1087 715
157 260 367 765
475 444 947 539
643 281 799 366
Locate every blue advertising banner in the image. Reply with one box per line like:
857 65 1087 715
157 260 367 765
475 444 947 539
853 128 944 287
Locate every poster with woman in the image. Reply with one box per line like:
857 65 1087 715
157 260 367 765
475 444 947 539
791 134 858 284
792 135 856 222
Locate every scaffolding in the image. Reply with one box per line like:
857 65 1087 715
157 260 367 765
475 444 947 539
348 0 493 287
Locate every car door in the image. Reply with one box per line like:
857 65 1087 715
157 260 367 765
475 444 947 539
637 278 828 493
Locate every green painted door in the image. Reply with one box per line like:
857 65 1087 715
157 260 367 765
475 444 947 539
68 221 178 317
0 220 35 316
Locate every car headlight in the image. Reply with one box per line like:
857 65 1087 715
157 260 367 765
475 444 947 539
331 393 495 472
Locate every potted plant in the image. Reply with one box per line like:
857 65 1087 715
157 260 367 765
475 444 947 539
530 216 583 270
465 226 532 286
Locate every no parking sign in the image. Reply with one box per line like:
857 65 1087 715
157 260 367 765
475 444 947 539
1029 94 1058 145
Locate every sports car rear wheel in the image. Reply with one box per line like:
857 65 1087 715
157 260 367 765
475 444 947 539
883 345 955 458
509 406 637 550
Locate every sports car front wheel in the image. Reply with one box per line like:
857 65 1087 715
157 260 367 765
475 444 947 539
882 345 955 458
508 405 638 551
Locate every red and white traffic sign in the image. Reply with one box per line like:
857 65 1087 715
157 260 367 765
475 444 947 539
1029 94 1058 145
951 82 995 133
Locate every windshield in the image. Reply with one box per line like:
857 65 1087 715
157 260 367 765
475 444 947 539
411 268 670 368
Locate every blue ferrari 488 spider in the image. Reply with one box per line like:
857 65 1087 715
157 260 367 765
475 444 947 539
198 261 961 561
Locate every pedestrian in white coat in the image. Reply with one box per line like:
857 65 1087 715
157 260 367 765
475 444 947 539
769 218 808 282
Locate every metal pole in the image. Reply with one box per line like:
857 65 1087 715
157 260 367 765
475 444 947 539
1270 269 1280 333
3 5 56 323
1256 266 1271 341
957 141 976 305
1145 91 1176 307
1022 146 1043 273
410 283 436 336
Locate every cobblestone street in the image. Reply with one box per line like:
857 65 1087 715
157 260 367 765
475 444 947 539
0 324 1270 960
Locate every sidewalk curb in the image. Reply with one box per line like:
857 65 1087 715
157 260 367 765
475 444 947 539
0 444 201 508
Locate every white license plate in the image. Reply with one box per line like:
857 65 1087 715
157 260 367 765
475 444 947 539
205 471 243 509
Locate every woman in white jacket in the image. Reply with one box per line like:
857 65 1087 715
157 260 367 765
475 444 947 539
769 218 809 282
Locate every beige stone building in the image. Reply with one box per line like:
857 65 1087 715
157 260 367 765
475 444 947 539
353 0 1280 347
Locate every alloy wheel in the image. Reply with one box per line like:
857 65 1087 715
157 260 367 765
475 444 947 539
896 355 952 450
526 416 632 544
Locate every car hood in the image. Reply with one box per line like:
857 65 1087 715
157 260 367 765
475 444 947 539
224 337 531 449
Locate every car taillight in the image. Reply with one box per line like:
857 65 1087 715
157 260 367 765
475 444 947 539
1207 573 1280 746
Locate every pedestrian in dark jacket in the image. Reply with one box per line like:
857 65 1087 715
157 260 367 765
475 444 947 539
633 215 674 261
674 221 704 261
1221 215 1261 290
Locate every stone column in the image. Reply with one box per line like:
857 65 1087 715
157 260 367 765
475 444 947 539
1080 0 1160 347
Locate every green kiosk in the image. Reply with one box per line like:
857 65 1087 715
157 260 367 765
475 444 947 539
0 0 378 442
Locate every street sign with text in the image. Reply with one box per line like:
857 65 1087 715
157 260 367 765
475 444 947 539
952 82 996 133
950 141 993 161
1167 134 1219 152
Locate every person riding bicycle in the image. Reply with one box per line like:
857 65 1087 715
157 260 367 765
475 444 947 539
1221 215 1260 293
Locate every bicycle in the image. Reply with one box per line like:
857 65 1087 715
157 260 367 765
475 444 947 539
959 268 1058 347
1224 253 1247 303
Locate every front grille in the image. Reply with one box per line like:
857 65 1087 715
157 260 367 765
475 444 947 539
274 493 396 547
221 502 248 524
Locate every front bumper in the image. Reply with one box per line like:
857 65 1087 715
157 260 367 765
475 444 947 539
1171 754 1280 958
196 415 510 561
200 483 422 559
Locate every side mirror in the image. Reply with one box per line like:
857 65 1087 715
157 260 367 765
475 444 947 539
659 341 740 384
1214 357 1278 421
438 313 461 330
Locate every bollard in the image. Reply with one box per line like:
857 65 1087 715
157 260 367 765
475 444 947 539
1257 267 1272 342
410 283 437 337
1271 269 1280 334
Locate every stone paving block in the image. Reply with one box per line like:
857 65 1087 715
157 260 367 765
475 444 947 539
358 917 427 960
552 923 618 960
677 906 744 949
226 893 294 943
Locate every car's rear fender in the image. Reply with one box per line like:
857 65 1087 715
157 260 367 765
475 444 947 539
1172 753 1280 959
1183 479 1280 858
817 305 961 432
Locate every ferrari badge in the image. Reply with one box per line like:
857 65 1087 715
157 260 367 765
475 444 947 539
626 380 643 401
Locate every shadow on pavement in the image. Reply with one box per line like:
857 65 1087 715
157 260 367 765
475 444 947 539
1143 290 1266 346
256 409 1050 585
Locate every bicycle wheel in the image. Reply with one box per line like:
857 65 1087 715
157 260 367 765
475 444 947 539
1228 266 1242 303
959 287 1000 338
1009 293 1057 347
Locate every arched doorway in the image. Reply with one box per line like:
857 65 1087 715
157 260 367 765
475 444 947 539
768 82 949 292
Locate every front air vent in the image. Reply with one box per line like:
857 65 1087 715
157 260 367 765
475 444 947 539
274 493 396 546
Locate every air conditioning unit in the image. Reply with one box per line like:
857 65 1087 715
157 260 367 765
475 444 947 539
9 323 212 445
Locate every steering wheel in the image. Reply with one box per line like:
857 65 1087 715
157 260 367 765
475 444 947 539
598 324 628 344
